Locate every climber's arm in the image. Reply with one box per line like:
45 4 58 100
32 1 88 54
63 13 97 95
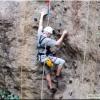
38 14 44 33
38 9 48 33
55 30 67 46
45 30 67 47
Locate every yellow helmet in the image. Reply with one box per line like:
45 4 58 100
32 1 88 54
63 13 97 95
45 58 54 68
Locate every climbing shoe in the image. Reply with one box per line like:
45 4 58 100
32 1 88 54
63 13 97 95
47 85 57 93
50 88 57 94
52 76 61 83
59 73 64 79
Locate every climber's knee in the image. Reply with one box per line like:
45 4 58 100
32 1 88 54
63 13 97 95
59 59 65 67
54 58 65 68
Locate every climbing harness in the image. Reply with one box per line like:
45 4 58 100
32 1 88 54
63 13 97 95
37 35 46 62
37 35 54 62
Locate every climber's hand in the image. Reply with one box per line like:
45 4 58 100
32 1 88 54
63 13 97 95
41 8 48 16
63 30 68 36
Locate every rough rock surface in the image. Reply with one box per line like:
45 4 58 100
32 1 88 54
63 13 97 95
0 0 100 99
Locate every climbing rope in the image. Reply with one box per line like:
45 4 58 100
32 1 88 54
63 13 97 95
82 1 90 83
40 44 46 99
92 1 97 94
40 0 51 99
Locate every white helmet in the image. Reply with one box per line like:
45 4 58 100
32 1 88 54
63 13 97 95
43 26 53 34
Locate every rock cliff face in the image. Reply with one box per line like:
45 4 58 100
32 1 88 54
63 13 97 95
0 0 100 99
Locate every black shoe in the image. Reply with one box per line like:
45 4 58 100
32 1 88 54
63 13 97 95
50 88 57 94
59 73 64 79
52 76 60 83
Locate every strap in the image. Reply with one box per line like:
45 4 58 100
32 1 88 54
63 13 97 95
37 52 46 62
39 35 46 45
37 35 46 62
38 53 45 55
37 35 46 49
37 46 45 49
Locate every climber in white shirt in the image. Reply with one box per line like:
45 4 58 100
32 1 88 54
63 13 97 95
37 9 67 93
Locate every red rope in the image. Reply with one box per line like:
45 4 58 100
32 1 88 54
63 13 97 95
45 0 50 5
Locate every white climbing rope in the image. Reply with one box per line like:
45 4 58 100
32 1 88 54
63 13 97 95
82 1 90 83
41 44 47 99
41 0 51 99
92 1 97 93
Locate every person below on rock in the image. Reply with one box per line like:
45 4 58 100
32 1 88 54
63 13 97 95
37 9 67 93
